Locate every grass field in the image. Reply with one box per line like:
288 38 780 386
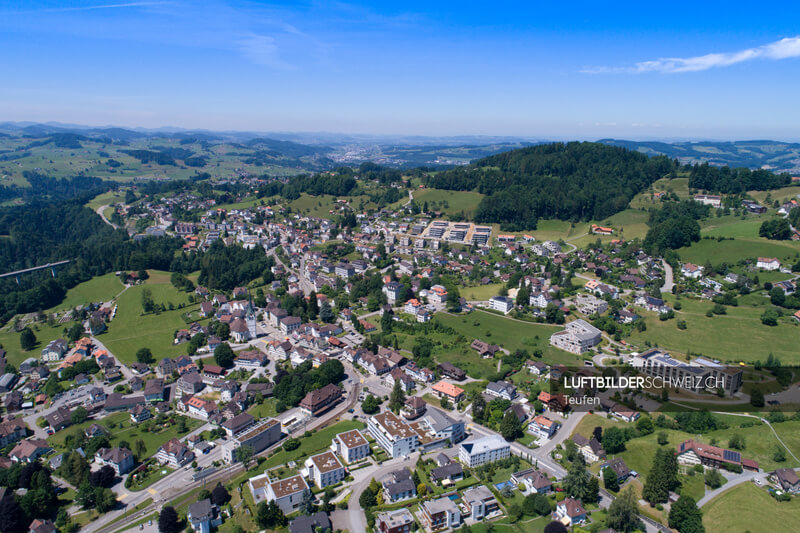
99 270 202 364
289 193 375 219
411 188 485 216
435 310 583 367
46 272 124 312
678 238 800 265
462 283 505 300
749 185 800 205
48 411 202 457
702 481 800 533
0 321 80 367
261 420 365 470
85 190 122 210
572 414 800 476
628 294 800 363
629 177 692 209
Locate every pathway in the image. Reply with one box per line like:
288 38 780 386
96 204 118 230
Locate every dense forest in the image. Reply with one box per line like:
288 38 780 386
427 142 675 229
643 200 708 253
0 200 185 322
197 241 274 291
0 172 113 202
688 162 790 193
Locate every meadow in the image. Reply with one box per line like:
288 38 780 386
98 270 203 364
411 188 485 216
628 293 800 363
46 272 124 312
701 481 800 533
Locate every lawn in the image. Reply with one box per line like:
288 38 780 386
0 320 81 367
749 185 800 205
99 271 202 364
46 272 124 312
462 283 505 301
85 190 122 210
435 310 583 367
247 398 278 419
289 193 376 219
701 481 800 533
261 420 366 470
677 237 800 265
49 412 202 458
628 294 800 363
411 188 484 216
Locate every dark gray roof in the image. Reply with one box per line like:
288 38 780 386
289 511 331 533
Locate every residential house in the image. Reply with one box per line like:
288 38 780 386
556 498 587 525
177 371 205 396
187 499 221 533
572 434 606 464
289 512 331 533
299 384 342 416
681 263 704 279
528 415 560 439
304 451 345 489
605 457 632 484
156 438 195 468
511 468 552 494
770 468 800 494
438 362 466 380
0 418 27 448
431 381 465 403
757 257 781 271
248 474 309 513
459 435 510 467
420 497 461 531
462 485 500 520
95 447 134 475
485 380 516 401
367 411 420 458
9 439 51 463
375 509 414 533
382 468 417 502
331 429 370 464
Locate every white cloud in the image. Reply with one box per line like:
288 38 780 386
237 33 293 70
583 36 800 74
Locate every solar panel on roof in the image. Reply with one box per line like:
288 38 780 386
723 450 740 462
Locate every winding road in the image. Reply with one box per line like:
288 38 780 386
96 204 118 230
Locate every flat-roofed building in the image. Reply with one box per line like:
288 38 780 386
368 411 420 458
249 473 309 514
459 435 510 467
304 450 345 488
222 418 282 463
331 429 370 463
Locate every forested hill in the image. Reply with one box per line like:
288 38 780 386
427 141 675 230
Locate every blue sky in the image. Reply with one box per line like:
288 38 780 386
2 0 800 139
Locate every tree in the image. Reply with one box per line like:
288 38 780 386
471 393 487 423
603 466 620 492
307 290 319 320
0 491 26 533
256 500 288 529
233 445 254 466
380 309 393 333
89 465 116 488
642 447 679 504
658 431 669 445
211 483 230 506
320 301 335 323
136 347 154 364
750 388 765 407
95 487 117 512
358 485 377 508
158 506 182 533
704 468 724 489
728 433 745 450
668 495 705 533
67 323 84 342
592 426 603 443
214 342 235 368
71 406 88 425
760 309 779 326
507 503 523 522
20 327 37 351
606 487 643 533
362 394 380 414
141 288 155 314
388 380 406 413
563 460 591 501
134 439 147 460
543 521 568 533
602 426 627 454
500 410 523 441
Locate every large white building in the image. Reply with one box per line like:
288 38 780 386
549 319 602 354
368 411 420 458
489 296 514 314
304 451 346 488
331 429 371 464
248 474 309 514
459 435 511 467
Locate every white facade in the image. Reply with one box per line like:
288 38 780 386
459 435 511 467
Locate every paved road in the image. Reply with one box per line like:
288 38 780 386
660 260 674 293
96 204 118 230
